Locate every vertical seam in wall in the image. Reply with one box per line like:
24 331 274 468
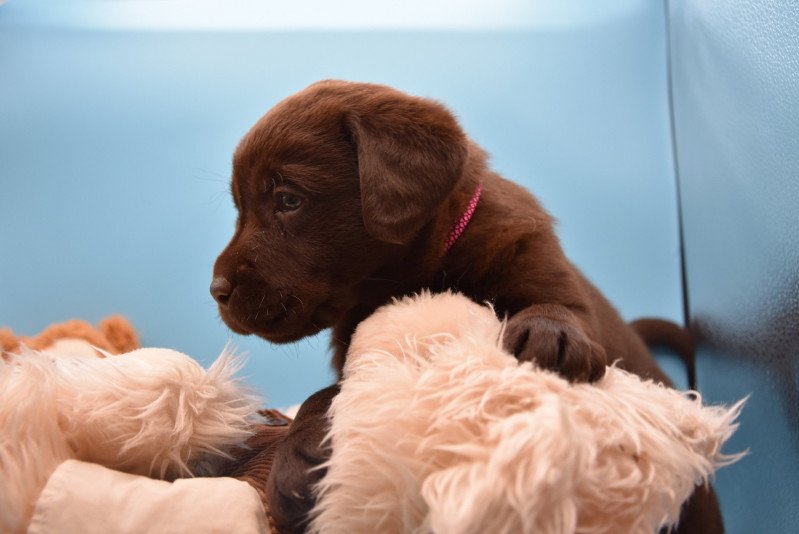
664 0 691 329
664 0 696 389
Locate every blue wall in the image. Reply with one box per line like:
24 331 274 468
0 1 682 406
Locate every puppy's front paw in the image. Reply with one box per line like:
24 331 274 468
504 313 606 382
266 429 330 533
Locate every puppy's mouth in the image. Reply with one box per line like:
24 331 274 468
219 293 329 343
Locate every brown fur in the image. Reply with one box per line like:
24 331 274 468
212 80 721 533
631 317 697 389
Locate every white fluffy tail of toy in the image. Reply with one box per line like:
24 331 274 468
0 345 261 533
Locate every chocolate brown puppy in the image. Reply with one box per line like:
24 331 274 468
212 80 721 533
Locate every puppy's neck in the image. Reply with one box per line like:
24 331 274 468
332 149 502 371
437 141 491 252
444 181 483 252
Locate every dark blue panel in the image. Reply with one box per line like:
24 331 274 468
669 0 799 531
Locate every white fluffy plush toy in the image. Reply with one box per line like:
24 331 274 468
1 294 744 534
310 292 744 534
0 346 262 532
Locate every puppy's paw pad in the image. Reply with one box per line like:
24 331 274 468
504 315 606 382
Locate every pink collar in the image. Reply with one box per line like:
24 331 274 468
444 181 483 252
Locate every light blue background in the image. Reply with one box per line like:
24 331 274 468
0 0 683 407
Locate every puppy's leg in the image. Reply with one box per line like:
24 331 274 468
669 485 724 534
267 384 339 534
504 304 607 382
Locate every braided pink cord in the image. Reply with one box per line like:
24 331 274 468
444 181 483 252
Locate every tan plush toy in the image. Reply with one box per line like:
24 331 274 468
0 315 139 360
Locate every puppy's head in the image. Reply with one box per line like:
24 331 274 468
212 81 468 342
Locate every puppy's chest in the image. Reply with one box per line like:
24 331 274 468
428 262 548 319
429 270 504 310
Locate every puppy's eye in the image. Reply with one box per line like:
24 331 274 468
275 192 303 212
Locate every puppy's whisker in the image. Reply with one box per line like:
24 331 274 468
290 294 305 311
193 177 228 185
202 190 229 206
192 167 229 179
318 324 347 347
254 297 264 321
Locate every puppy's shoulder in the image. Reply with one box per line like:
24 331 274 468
478 172 554 236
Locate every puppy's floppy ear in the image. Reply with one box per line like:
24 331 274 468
345 96 468 244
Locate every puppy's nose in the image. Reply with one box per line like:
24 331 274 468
210 277 232 305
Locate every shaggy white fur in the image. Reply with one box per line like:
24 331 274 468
310 292 744 534
0 347 261 533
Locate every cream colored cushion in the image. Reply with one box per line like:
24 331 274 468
28 460 270 534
